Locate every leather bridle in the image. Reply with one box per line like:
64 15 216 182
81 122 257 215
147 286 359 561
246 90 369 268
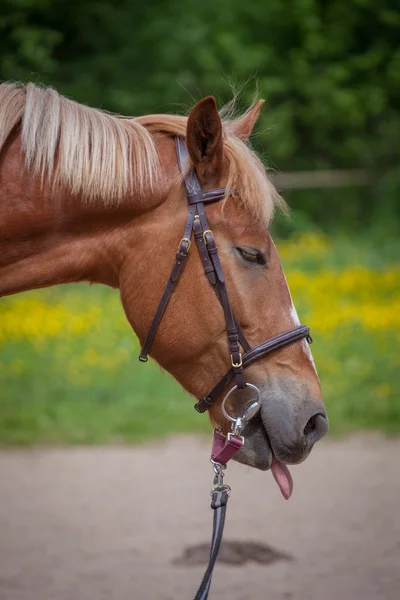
138 136 314 599
138 136 312 412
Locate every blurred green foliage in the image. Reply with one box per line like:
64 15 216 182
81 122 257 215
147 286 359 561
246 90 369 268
1 0 399 231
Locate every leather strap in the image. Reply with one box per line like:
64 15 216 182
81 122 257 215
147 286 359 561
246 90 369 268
194 325 311 413
193 212 217 286
211 430 243 465
191 202 246 390
139 205 196 361
175 139 248 391
212 286 252 354
188 188 226 204
193 488 228 600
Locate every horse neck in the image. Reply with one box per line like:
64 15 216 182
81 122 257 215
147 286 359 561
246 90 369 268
0 131 175 298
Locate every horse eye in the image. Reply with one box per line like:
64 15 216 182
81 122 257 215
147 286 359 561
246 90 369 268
235 247 266 266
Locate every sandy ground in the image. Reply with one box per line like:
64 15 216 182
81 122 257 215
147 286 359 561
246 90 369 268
0 435 399 600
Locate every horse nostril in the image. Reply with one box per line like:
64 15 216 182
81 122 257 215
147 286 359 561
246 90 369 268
304 415 318 436
303 413 328 444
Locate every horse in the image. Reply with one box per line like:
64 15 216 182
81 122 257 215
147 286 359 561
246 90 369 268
0 82 328 492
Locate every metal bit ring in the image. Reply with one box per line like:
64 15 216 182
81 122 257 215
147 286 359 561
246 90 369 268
221 383 261 424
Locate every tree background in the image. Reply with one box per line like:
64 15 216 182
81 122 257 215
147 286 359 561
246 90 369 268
1 0 399 233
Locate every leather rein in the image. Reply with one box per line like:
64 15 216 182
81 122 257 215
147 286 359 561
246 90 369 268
138 136 312 599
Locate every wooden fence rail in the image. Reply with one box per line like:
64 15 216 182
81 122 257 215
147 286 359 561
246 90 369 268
271 169 371 190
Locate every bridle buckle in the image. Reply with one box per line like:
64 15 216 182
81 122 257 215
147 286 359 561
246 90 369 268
202 229 213 245
231 352 243 368
179 237 191 251
227 430 244 443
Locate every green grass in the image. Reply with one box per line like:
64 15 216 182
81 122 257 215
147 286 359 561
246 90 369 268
0 295 202 444
0 232 399 445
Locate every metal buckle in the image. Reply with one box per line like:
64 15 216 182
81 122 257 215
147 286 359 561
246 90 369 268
231 353 243 368
178 237 191 251
227 431 244 444
202 230 213 244
210 460 231 496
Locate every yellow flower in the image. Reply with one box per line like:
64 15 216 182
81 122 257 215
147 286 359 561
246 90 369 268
278 232 330 261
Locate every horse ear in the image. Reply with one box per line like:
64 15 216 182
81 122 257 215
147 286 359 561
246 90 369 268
229 99 264 141
186 96 223 174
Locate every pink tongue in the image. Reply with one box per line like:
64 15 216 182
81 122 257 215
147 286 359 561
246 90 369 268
271 457 293 500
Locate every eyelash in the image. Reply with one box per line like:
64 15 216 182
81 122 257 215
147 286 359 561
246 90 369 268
236 247 266 266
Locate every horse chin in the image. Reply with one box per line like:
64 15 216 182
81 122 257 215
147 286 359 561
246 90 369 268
232 415 272 471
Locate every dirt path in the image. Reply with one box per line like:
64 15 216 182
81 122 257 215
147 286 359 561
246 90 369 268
0 435 399 600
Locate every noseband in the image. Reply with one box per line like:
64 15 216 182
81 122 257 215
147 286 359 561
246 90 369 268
139 136 311 412
138 136 312 599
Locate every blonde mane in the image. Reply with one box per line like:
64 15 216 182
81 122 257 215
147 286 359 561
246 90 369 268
0 82 284 222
